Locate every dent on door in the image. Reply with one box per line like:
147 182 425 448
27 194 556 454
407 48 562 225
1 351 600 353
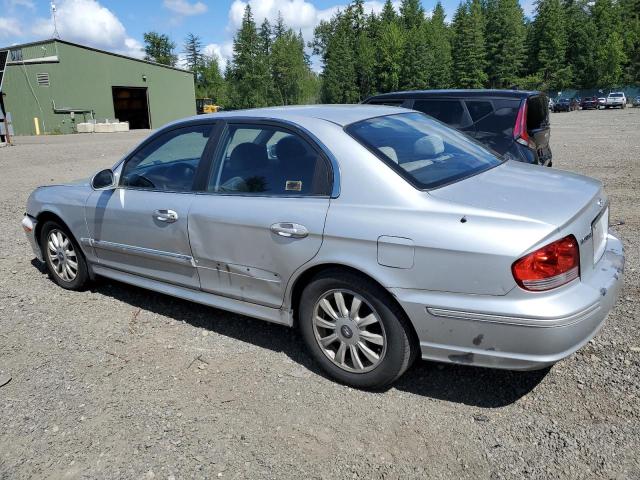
188 196 329 308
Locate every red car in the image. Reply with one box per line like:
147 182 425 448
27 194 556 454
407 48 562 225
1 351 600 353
580 96 599 110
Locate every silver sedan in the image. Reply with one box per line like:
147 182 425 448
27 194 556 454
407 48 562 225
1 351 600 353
22 106 625 388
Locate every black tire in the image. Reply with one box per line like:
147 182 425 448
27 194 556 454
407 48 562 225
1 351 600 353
40 220 90 290
298 269 417 389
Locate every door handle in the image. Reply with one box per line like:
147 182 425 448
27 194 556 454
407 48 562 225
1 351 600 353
270 222 308 239
154 209 178 223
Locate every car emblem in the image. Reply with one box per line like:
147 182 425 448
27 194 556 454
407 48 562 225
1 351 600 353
340 325 353 339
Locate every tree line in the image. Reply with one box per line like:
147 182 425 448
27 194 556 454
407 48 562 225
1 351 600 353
142 8 320 109
142 0 640 108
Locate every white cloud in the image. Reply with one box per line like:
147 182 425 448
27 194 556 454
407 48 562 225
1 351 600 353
227 0 396 43
31 0 143 58
0 17 22 38
163 0 207 16
5 0 35 10
203 41 234 70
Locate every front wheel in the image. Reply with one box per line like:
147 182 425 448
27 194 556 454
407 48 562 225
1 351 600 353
299 270 416 389
40 221 90 290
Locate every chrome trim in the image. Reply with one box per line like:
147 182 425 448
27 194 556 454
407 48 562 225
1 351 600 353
427 302 601 328
522 267 580 291
83 238 196 267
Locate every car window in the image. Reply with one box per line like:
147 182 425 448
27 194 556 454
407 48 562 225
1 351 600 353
412 99 472 129
209 125 331 196
121 124 213 192
346 112 502 189
465 100 493 122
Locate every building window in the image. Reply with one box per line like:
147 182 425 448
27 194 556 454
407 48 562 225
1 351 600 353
36 73 50 87
10 48 23 62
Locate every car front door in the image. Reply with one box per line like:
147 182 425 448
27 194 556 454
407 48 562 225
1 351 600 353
188 121 333 308
85 122 216 289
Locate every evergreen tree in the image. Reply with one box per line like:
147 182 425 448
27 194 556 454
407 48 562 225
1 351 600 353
320 13 359 103
530 0 572 90
184 33 203 71
620 0 640 83
380 0 397 24
271 28 313 105
452 0 488 88
564 0 598 88
227 5 272 108
376 21 404 92
195 54 227 105
485 0 526 87
143 32 177 66
399 0 429 89
592 0 626 87
426 3 452 88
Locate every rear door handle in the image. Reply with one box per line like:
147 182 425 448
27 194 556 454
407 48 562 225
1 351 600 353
154 209 178 223
270 222 308 239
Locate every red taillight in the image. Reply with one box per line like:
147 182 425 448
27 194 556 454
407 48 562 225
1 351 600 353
513 100 532 147
512 235 580 291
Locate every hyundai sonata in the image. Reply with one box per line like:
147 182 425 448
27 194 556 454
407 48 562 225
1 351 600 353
22 106 624 388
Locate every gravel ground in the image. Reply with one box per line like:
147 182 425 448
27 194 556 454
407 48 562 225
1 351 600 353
1 108 639 480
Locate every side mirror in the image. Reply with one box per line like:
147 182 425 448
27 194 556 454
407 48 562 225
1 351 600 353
91 168 115 190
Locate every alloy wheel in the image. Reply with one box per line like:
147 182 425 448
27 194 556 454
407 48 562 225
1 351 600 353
46 229 78 282
312 289 387 373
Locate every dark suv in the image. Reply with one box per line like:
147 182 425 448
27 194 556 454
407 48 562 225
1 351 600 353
363 90 552 166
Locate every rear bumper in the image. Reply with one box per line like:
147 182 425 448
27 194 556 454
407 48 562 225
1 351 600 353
22 215 43 261
392 233 625 370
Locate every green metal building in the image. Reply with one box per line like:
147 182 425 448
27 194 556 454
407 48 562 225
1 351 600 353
0 39 195 136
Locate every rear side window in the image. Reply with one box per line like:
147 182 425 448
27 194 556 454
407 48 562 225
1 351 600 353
209 125 331 196
412 99 471 128
346 112 502 189
465 101 493 122
526 96 549 130
466 98 520 138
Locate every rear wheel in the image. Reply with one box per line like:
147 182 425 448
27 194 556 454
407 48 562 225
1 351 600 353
41 221 89 290
299 270 416 389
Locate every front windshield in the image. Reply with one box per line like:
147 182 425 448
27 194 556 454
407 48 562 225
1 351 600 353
346 112 503 189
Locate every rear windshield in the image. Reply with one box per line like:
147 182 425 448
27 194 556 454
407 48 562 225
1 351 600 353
609 93 623 97
346 112 502 190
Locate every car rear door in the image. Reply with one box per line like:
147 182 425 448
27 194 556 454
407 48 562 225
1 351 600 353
84 122 216 289
187 120 333 308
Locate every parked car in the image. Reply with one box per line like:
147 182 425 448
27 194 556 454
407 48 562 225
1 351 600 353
605 92 627 109
580 96 599 110
22 106 624 388
598 97 607 109
632 96 640 107
554 97 579 112
364 90 552 166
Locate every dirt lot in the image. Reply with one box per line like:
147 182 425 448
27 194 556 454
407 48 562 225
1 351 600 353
1 108 639 480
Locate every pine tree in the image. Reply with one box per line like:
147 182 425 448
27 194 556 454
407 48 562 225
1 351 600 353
271 27 314 105
399 0 428 89
564 0 598 89
376 21 404 92
143 32 177 66
380 0 397 24
184 33 203 72
485 0 526 88
227 5 272 108
320 13 359 103
620 0 640 83
426 3 452 88
592 0 626 87
196 54 227 105
452 0 487 88
530 0 571 90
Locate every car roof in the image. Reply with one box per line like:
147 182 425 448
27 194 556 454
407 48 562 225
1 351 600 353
180 105 410 127
366 89 541 101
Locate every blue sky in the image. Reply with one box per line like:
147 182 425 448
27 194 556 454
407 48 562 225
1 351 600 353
0 0 536 68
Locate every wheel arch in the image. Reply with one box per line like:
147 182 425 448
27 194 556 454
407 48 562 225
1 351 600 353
288 262 420 347
35 211 82 254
